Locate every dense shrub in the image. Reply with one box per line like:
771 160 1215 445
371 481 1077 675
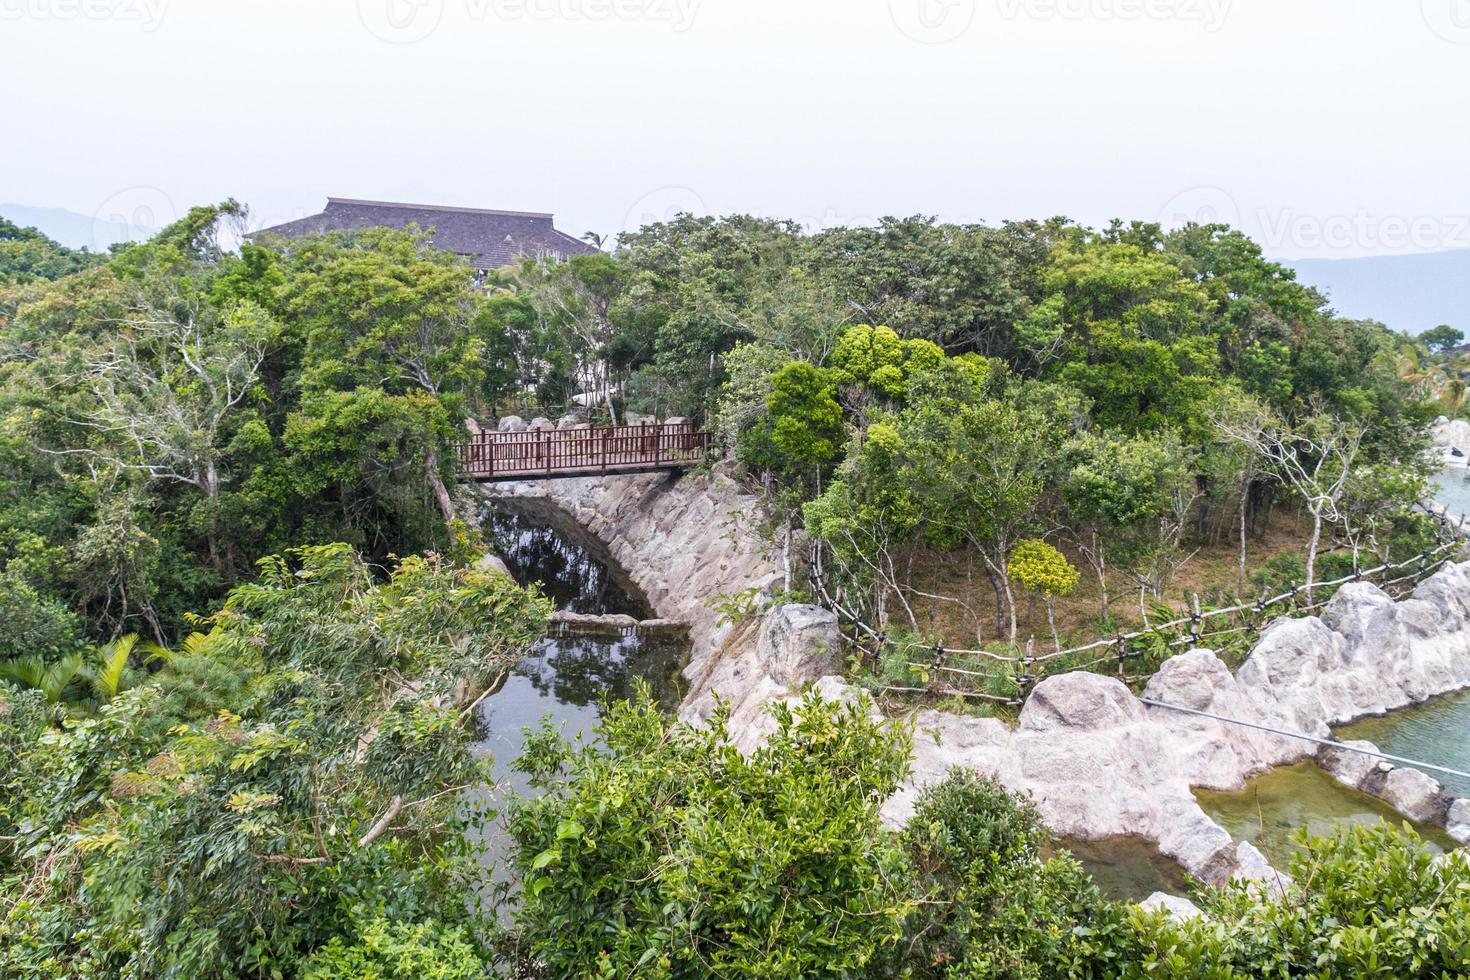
898 770 1127 978
0 544 549 978
300 915 487 979
506 688 914 978
1125 824 1470 978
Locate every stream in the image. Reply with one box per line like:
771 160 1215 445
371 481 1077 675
472 501 690 784
466 501 691 881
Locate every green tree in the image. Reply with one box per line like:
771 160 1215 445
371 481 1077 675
1008 538 1080 650
1420 323 1464 354
0 543 550 977
1061 429 1196 617
899 771 1125 978
0 217 104 286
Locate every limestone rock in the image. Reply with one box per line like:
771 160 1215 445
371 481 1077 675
477 552 514 580
1378 766 1445 823
557 408 590 429
679 604 840 732
1019 672 1145 732
1139 892 1203 920
496 415 527 432
755 604 842 688
528 417 555 431
1316 739 1380 790
1446 798 1470 844
549 610 639 631
1432 416 1470 455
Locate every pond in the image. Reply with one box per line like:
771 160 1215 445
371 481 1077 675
1432 462 1470 519
466 501 691 884
1045 836 1192 903
1335 689 1470 800
472 501 690 783
1194 762 1458 870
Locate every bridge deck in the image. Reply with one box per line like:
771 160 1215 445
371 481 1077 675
456 421 710 482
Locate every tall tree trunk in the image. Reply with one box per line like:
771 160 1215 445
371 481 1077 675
1046 599 1061 652
1092 529 1110 622
781 518 793 593
1304 507 1323 604
1237 478 1250 598
1003 574 1018 650
425 449 457 527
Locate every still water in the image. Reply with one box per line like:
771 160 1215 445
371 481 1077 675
472 502 690 784
1046 837 1191 903
1194 762 1458 870
1336 689 1470 800
1432 462 1470 520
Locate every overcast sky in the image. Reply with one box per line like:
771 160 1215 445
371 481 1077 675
3 0 1468 259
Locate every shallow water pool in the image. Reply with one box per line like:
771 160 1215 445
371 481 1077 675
1194 762 1457 870
1335 689 1470 800
1046 836 1192 903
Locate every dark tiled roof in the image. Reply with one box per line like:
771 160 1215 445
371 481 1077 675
252 197 598 269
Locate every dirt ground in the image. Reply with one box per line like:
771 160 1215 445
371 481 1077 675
896 507 1316 653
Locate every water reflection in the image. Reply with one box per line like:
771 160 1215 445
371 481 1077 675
485 503 649 618
472 501 690 777
1045 836 1192 903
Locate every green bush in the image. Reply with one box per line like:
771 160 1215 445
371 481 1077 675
0 568 82 663
506 687 914 978
898 770 1126 978
301 915 486 979
1124 824 1470 978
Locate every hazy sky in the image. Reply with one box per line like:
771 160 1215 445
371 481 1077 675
3 0 1468 258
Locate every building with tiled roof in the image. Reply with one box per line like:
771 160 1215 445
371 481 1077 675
253 197 598 269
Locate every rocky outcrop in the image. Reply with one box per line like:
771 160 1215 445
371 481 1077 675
477 465 782 670
679 603 843 753
1140 892 1203 920
1448 799 1470 843
835 563 1470 885
1433 416 1470 459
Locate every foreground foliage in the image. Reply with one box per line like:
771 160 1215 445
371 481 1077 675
0 543 549 978
506 689 914 978
506 691 1470 980
1125 824 1470 979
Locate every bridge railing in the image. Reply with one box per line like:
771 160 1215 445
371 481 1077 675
456 420 710 479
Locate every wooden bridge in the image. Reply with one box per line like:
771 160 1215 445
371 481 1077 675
455 420 711 482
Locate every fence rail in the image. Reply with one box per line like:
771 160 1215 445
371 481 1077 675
813 506 1468 706
455 421 710 481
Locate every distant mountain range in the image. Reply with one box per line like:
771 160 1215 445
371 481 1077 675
3 202 1464 336
0 203 155 252
1281 251 1469 335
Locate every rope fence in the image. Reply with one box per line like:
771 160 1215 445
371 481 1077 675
817 504 1468 708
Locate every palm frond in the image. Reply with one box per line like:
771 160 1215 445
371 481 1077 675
90 634 138 702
